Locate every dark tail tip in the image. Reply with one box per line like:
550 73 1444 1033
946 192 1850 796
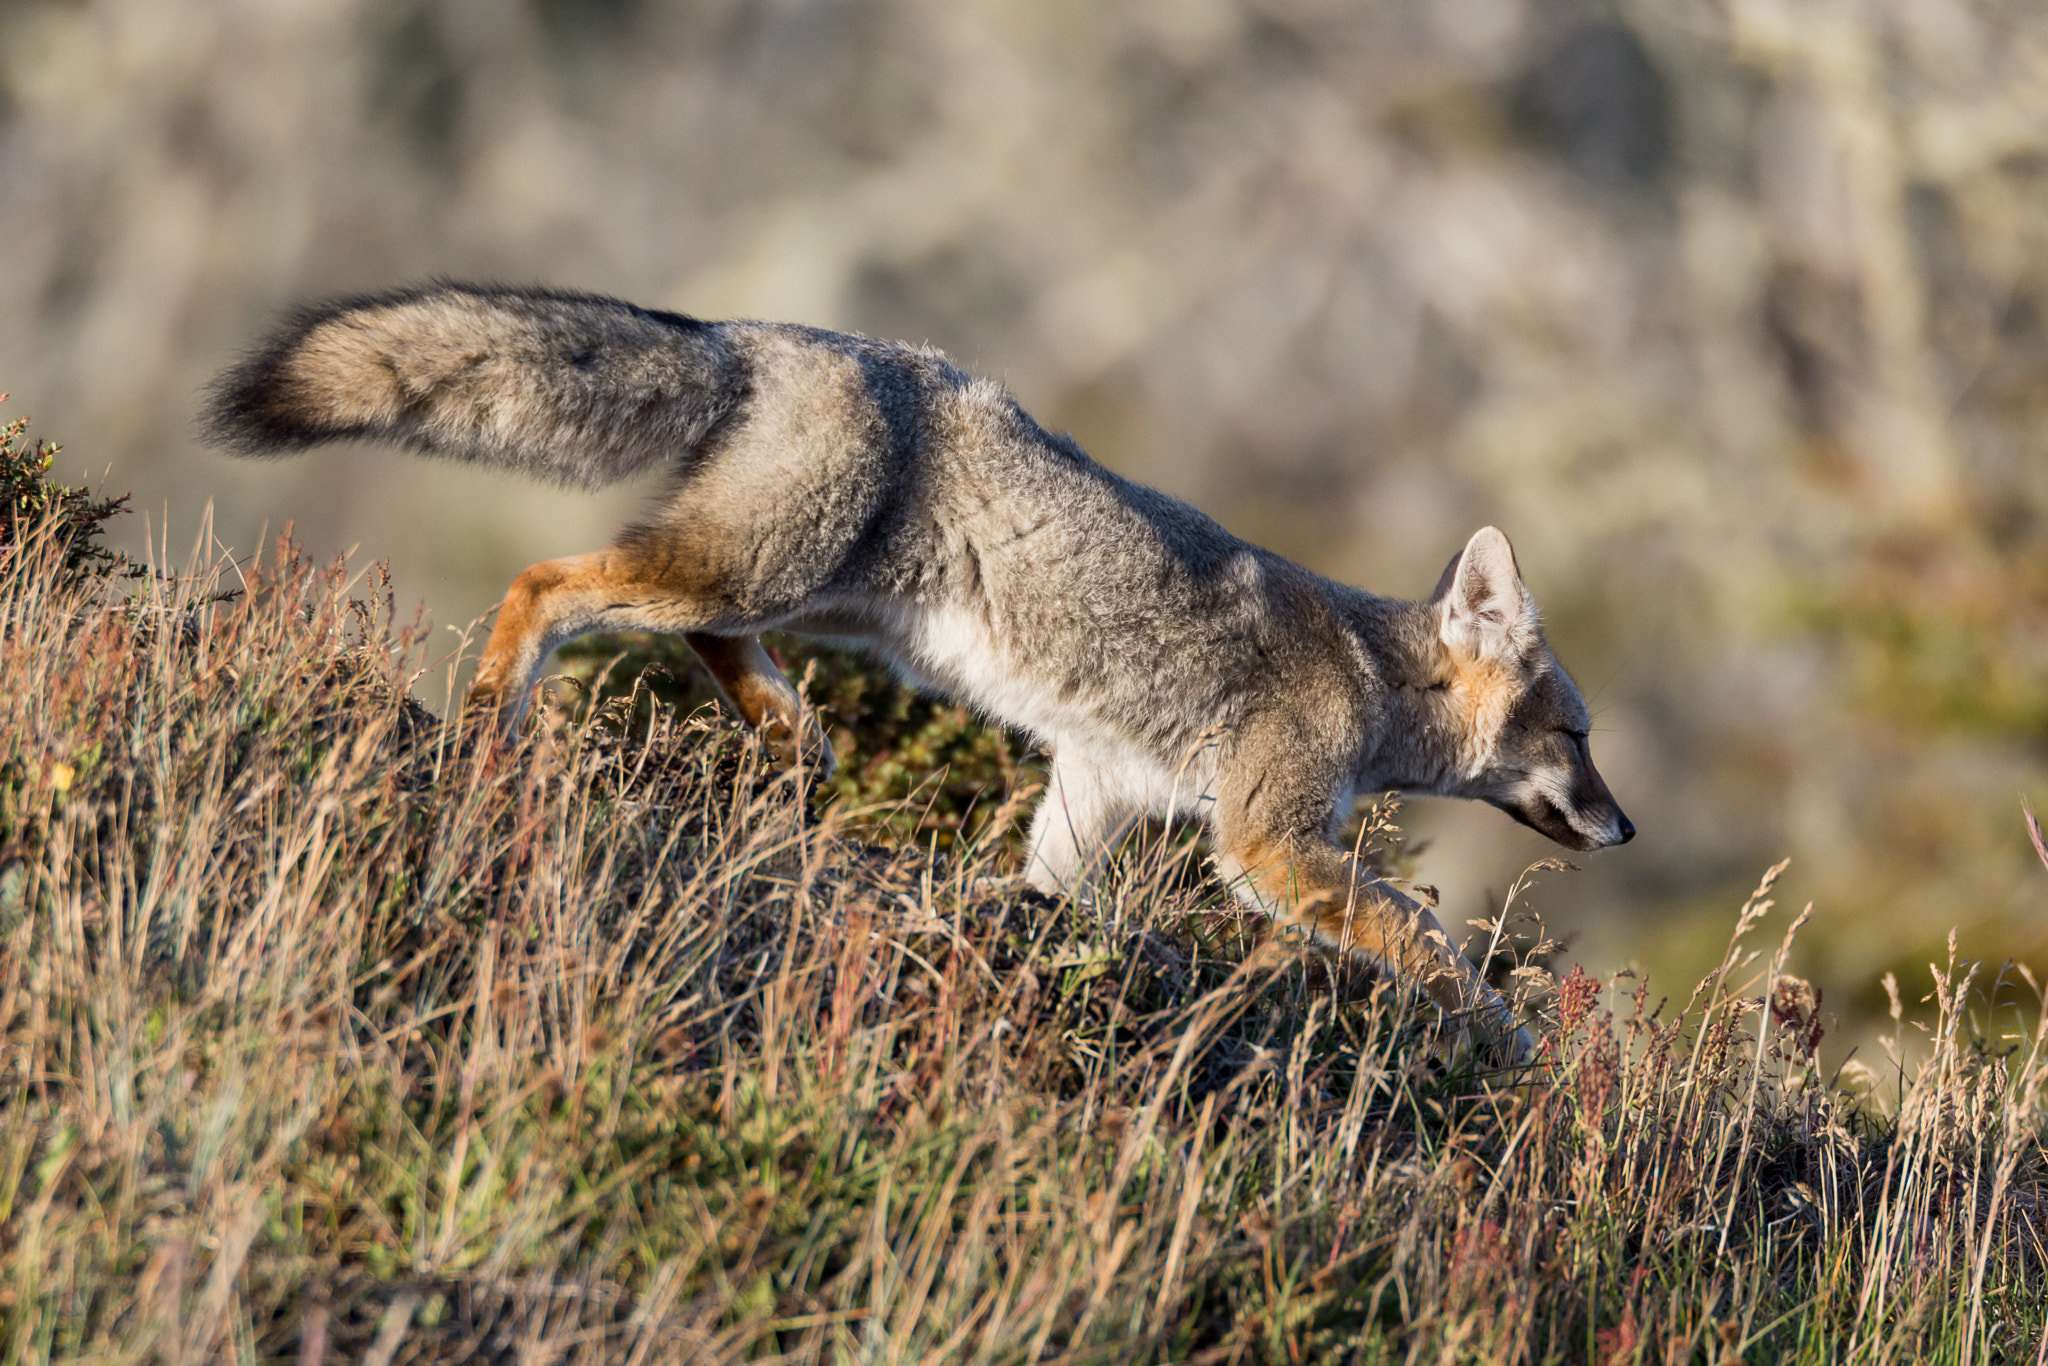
200 348 299 455
199 300 360 455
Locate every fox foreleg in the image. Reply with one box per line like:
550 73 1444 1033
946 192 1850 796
1219 834 1533 1064
1022 754 1142 901
1339 873 1533 1064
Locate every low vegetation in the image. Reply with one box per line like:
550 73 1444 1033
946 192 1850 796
2 414 2044 1363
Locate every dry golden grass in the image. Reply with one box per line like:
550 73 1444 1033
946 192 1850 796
2 499 2045 1364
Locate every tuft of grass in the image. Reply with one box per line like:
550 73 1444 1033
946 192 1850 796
1 449 2044 1364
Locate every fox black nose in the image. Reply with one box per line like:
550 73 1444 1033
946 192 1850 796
1616 812 1636 844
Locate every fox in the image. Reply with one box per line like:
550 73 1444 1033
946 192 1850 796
203 281 1633 1061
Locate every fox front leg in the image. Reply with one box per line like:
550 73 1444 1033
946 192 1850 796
1022 752 1142 901
1340 871 1533 1063
1214 815 1533 1064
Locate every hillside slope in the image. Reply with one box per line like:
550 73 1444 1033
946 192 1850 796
2 418 2044 1363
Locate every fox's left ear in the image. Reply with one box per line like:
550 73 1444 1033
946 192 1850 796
1433 526 1538 663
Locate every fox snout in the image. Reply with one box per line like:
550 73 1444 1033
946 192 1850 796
1508 791 1635 851
1494 734 1636 852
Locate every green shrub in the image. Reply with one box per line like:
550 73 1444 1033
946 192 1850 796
553 631 1042 846
0 395 129 585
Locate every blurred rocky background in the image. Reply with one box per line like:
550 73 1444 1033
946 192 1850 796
4 0 2045 1034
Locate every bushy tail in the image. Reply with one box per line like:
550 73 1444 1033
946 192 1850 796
201 282 743 489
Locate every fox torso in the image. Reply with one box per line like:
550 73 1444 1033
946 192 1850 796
672 324 1371 809
207 282 1634 1061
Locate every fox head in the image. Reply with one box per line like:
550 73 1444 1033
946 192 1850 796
1380 527 1634 852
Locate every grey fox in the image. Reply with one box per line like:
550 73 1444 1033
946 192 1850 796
205 282 1633 1060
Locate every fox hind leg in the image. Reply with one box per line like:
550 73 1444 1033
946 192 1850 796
465 550 831 773
467 550 630 723
683 633 835 775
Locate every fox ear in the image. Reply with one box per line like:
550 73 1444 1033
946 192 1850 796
1435 526 1536 663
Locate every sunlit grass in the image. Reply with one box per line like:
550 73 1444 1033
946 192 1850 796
1 505 2044 1364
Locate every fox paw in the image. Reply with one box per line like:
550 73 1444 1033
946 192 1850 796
455 694 519 754
758 713 836 779
1492 1023 1539 1068
969 872 1033 897
967 873 1064 912
1183 910 1266 950
1456 1019 1537 1070
1240 914 1322 957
